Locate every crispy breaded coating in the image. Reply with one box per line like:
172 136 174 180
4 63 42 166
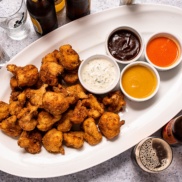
17 103 38 131
83 118 102 145
82 94 104 119
57 110 73 132
70 100 88 124
41 52 58 64
9 91 26 116
62 69 79 84
102 90 126 112
0 101 9 122
10 76 19 91
42 91 69 116
7 64 39 87
42 128 64 154
25 84 48 107
58 44 80 70
40 61 64 86
18 130 42 154
66 84 88 100
63 131 84 149
98 112 125 140
37 111 61 131
0 115 22 137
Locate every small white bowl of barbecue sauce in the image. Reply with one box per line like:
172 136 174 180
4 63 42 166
78 54 120 94
105 26 144 64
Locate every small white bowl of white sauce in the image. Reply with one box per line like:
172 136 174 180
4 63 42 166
78 54 120 94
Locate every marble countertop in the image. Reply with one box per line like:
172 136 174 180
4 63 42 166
0 0 182 181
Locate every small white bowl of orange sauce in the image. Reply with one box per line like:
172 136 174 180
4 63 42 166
145 32 182 71
120 61 160 102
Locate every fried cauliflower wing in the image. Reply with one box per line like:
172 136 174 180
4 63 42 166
41 52 58 64
7 64 39 87
42 128 64 154
62 69 79 84
40 61 64 86
17 103 38 131
70 100 88 124
82 94 104 119
25 84 48 107
58 44 80 70
37 111 62 131
63 131 84 149
0 101 9 122
0 115 22 137
42 91 70 116
98 112 125 140
57 110 73 132
83 117 102 145
102 90 126 112
18 130 42 154
9 91 26 116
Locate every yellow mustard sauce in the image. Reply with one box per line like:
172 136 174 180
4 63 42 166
122 65 157 98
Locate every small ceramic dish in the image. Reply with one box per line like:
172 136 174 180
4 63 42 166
145 32 182 71
105 25 144 64
120 61 160 102
78 54 120 94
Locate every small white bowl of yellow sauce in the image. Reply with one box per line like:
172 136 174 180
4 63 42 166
120 61 160 102
78 54 120 94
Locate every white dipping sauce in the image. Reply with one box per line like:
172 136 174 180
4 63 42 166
81 58 117 91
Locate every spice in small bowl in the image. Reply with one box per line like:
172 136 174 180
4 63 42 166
105 26 144 64
120 61 160 102
78 54 120 94
145 32 182 71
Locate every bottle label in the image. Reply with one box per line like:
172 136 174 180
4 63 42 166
162 119 178 145
30 16 43 35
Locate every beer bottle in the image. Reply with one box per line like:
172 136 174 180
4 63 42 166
65 0 90 20
162 115 182 146
27 0 58 36
54 0 65 13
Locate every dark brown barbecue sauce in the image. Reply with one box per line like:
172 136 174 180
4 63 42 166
108 29 141 61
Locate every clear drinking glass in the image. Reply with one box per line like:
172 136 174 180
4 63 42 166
0 0 30 40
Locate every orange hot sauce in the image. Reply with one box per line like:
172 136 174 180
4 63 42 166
147 37 179 67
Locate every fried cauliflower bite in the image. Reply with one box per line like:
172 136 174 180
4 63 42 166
98 112 125 140
0 115 22 137
41 52 58 64
70 100 88 124
9 91 26 116
62 69 79 84
58 44 81 70
42 128 64 154
57 110 73 132
18 130 42 154
25 84 48 107
82 94 104 119
37 111 62 131
7 64 39 87
102 90 126 112
0 101 9 122
10 76 19 91
40 61 64 86
83 117 102 145
63 131 84 149
42 91 69 116
17 103 38 131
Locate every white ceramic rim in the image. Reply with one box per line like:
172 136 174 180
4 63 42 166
120 61 160 102
105 25 144 65
144 32 182 71
78 54 120 94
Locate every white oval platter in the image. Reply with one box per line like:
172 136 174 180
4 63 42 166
0 4 182 178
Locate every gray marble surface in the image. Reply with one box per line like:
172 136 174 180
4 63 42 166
0 0 182 181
